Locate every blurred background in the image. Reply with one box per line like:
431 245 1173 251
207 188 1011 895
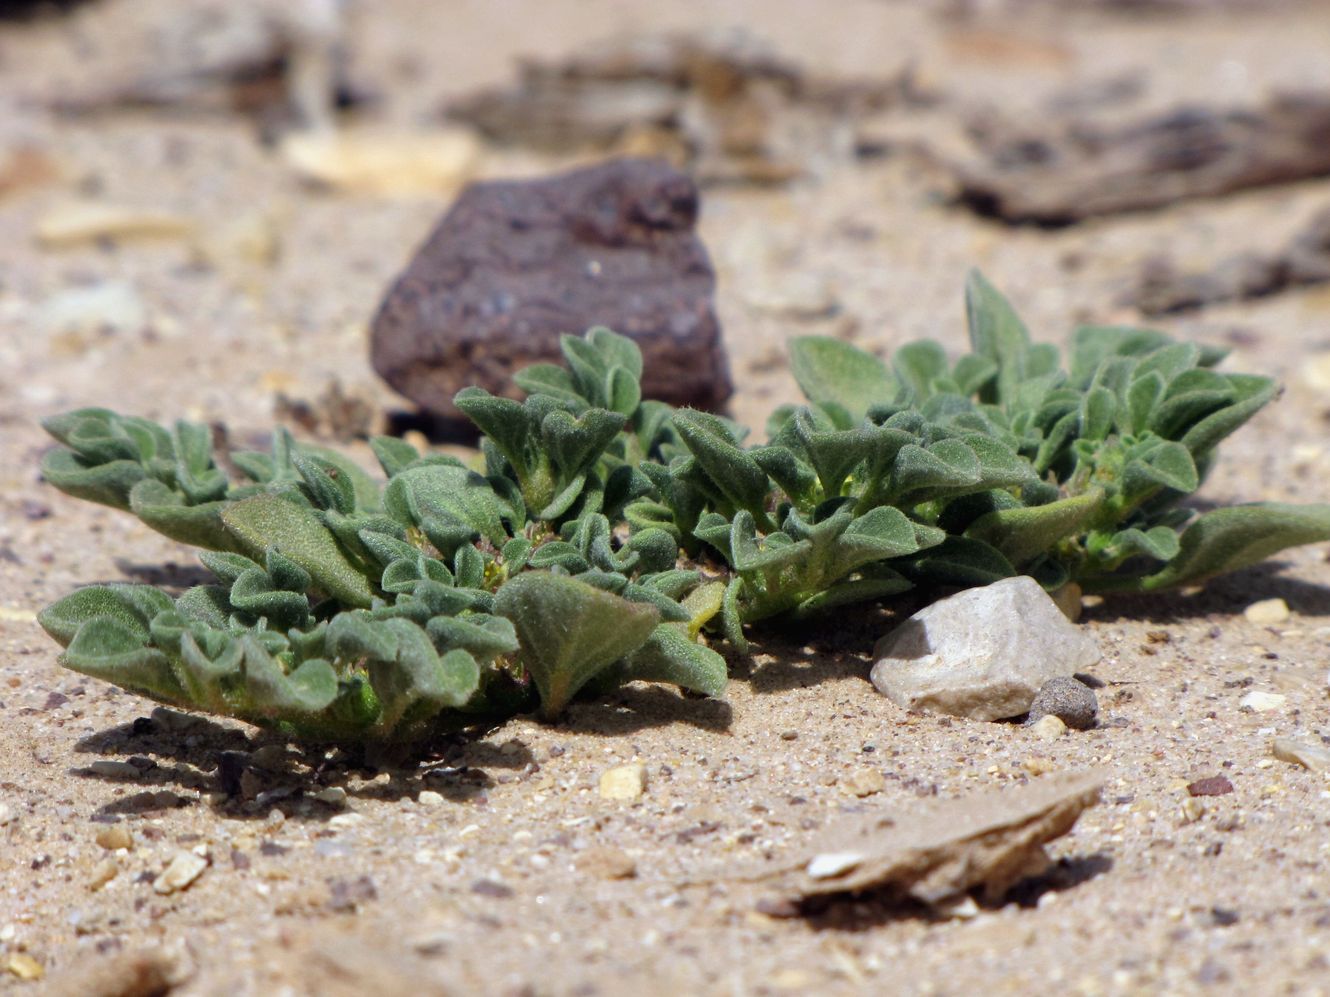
2 0 1330 447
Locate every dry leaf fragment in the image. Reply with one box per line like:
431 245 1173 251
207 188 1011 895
278 127 480 196
36 202 195 249
749 769 1103 910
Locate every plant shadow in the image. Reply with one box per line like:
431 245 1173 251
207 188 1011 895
108 558 215 592
71 709 542 822
559 684 733 736
1084 561 1330 623
735 603 916 695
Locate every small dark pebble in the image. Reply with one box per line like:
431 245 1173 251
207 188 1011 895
131 717 156 737
21 499 51 521
327 875 378 912
230 849 251 870
1026 676 1098 730
675 821 722 844
259 840 289 857
1188 776 1235 797
471 878 514 899
1210 906 1240 927
42 691 70 711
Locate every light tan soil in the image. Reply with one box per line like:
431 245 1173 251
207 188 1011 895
3 2 1330 994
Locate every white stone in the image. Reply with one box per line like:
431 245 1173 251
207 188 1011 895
1030 714 1068 741
1244 598 1290 624
38 280 147 337
1271 738 1330 774
598 762 648 800
153 851 208 895
807 851 866 880
870 577 1103 721
1240 691 1286 712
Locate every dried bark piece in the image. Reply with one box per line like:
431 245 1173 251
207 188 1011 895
956 93 1330 224
751 770 1103 910
47 0 357 133
1130 206 1330 315
370 158 731 418
444 30 917 185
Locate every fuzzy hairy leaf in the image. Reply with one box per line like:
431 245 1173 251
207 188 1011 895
1137 504 1330 591
221 493 374 608
494 572 660 717
789 337 896 422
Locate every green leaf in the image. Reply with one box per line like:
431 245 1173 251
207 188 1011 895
893 341 949 400
673 410 772 522
1138 504 1330 590
383 465 509 546
37 584 174 647
965 270 1033 405
1178 375 1277 458
1123 441 1198 498
513 363 583 404
367 619 479 736
228 633 340 717
903 536 1017 587
788 337 896 421
221 493 374 608
369 436 423 477
1079 386 1116 442
965 489 1105 566
61 617 187 705
128 479 237 551
495 572 660 718
611 623 728 697
40 448 146 511
792 573 913 616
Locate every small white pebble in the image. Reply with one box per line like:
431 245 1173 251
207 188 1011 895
1244 598 1290 625
417 790 445 808
1240 691 1287 712
153 851 208 895
598 762 648 800
1030 714 1068 741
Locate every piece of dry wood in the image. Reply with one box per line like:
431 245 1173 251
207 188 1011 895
955 93 1330 224
1129 205 1330 315
734 769 1104 911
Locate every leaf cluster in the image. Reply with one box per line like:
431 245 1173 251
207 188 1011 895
37 273 1330 744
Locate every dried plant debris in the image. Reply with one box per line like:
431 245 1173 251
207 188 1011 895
273 379 384 442
955 92 1330 224
749 770 1104 913
370 158 731 419
36 274 1330 745
47 0 359 133
1130 205 1330 315
444 30 921 184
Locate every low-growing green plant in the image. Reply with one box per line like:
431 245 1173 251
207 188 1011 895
37 273 1330 744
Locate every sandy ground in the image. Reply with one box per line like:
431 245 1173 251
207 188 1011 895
3 1 1330 993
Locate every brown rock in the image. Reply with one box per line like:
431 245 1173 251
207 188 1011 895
1187 776 1234 797
749 769 1104 909
370 158 731 419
